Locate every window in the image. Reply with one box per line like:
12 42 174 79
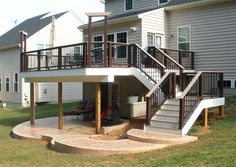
125 0 133 11
5 74 10 92
223 80 231 88
159 0 169 4
13 73 18 92
147 33 163 48
178 26 191 50
117 32 127 58
0 75 1 92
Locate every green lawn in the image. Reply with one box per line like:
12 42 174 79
0 97 236 167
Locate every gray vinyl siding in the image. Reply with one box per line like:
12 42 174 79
105 0 159 16
142 8 166 48
91 20 142 45
166 1 236 80
0 48 22 107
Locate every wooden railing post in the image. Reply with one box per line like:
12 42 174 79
146 97 151 125
58 47 62 69
128 45 132 67
191 52 194 69
199 73 204 99
179 98 184 129
172 73 176 98
220 73 224 97
178 51 182 65
179 69 183 91
133 45 137 67
83 43 87 67
37 51 41 71
108 43 112 67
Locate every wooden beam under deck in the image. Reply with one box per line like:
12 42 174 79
30 82 35 125
95 83 101 134
58 82 63 129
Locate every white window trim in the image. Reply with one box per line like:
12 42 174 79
146 32 164 48
13 73 19 92
124 0 133 11
158 0 169 5
177 25 191 50
5 73 10 92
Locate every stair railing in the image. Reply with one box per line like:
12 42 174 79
179 71 224 129
146 72 176 125
130 44 166 84
148 46 185 90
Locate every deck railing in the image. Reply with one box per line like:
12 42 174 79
160 48 194 70
131 44 165 83
148 46 185 89
178 71 224 129
146 72 176 125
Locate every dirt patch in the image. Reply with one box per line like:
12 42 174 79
196 126 212 135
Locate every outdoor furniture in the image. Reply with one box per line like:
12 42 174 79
63 101 95 118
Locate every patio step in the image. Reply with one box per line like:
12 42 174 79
127 129 198 146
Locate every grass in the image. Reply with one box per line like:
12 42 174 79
0 97 236 167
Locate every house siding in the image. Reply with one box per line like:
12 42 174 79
0 48 22 107
166 1 236 80
105 0 159 17
141 8 166 48
90 20 142 45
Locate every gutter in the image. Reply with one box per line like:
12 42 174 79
0 44 19 51
79 15 140 30
165 0 233 11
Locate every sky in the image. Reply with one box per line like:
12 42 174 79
0 0 104 36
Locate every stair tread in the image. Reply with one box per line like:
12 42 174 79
161 108 179 112
156 113 179 117
146 125 179 131
151 119 178 124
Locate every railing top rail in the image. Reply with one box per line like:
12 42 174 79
23 42 87 54
150 46 185 70
146 72 173 98
133 44 166 69
160 48 194 53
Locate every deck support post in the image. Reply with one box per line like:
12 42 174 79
58 82 63 129
219 106 224 117
95 82 101 134
202 108 209 128
30 82 35 125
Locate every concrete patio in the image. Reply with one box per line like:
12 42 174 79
12 116 198 156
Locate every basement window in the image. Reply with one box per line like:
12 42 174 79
5 73 10 92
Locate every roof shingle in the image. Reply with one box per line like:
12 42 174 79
0 11 67 49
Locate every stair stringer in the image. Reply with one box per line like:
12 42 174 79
130 68 155 90
181 97 225 135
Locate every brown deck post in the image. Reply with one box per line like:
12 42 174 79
87 16 92 67
219 106 224 117
95 82 101 134
58 82 63 129
30 82 35 125
104 16 108 67
202 108 209 128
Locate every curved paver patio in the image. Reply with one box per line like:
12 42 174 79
12 116 167 156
